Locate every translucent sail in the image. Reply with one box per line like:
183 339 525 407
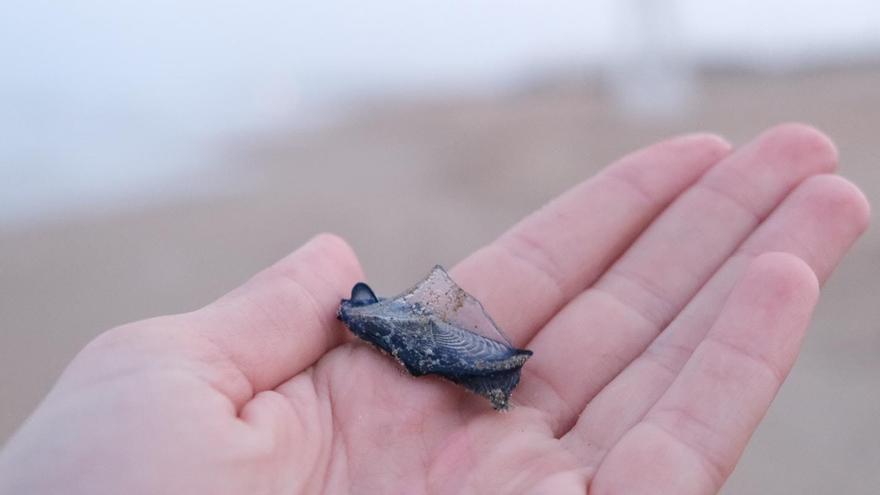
393 265 513 345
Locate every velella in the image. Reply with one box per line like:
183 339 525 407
337 266 532 410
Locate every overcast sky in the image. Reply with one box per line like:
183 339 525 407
3 1 878 118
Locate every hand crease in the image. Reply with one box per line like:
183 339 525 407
498 229 568 303
641 420 727 489
703 336 787 385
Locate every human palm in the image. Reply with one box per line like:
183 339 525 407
0 125 869 494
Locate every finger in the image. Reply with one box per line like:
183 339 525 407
562 174 870 465
588 253 819 494
452 133 731 346
517 124 837 430
188 233 363 406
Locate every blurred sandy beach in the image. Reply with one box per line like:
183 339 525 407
2 67 879 493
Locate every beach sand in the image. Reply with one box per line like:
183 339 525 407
2 67 878 493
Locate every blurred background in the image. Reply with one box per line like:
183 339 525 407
1 1 878 492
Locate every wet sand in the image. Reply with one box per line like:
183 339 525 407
2 67 879 493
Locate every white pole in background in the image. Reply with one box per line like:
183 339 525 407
607 0 695 121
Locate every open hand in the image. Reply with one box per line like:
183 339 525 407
0 124 869 494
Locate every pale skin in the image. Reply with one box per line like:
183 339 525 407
0 124 870 494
